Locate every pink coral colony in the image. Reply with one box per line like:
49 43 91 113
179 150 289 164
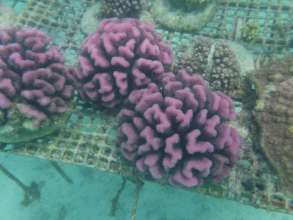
0 27 75 128
76 18 173 107
118 70 241 187
76 18 241 187
0 18 241 187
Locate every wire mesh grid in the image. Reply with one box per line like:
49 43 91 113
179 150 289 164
3 101 292 214
200 0 293 55
16 0 96 55
15 0 293 56
12 105 132 175
1 0 293 214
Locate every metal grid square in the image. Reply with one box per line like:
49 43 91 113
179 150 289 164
200 0 293 54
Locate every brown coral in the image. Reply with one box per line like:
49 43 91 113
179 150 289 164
253 57 293 194
101 0 143 18
175 37 241 97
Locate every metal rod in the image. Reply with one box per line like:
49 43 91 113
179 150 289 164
0 164 28 191
50 161 73 184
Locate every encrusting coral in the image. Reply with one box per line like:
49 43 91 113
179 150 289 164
118 70 241 187
76 18 173 108
252 57 293 193
0 27 75 131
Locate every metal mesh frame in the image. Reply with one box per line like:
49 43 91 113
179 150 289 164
3 101 292 214
1 0 293 214
11 105 129 175
16 0 95 57
199 0 293 55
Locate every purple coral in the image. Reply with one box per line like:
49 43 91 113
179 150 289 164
118 70 241 187
76 18 173 108
0 27 75 127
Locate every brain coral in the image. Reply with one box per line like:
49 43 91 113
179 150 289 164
253 57 293 193
118 70 241 187
175 37 241 97
0 27 75 129
76 18 172 108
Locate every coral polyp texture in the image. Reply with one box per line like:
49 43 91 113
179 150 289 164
253 57 293 193
0 27 75 134
101 0 144 18
118 70 241 187
175 37 241 97
76 18 173 108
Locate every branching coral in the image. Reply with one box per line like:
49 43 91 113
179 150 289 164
0 27 75 134
118 70 241 187
76 18 173 108
175 37 241 97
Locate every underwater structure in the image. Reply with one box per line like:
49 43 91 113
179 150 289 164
0 0 292 216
